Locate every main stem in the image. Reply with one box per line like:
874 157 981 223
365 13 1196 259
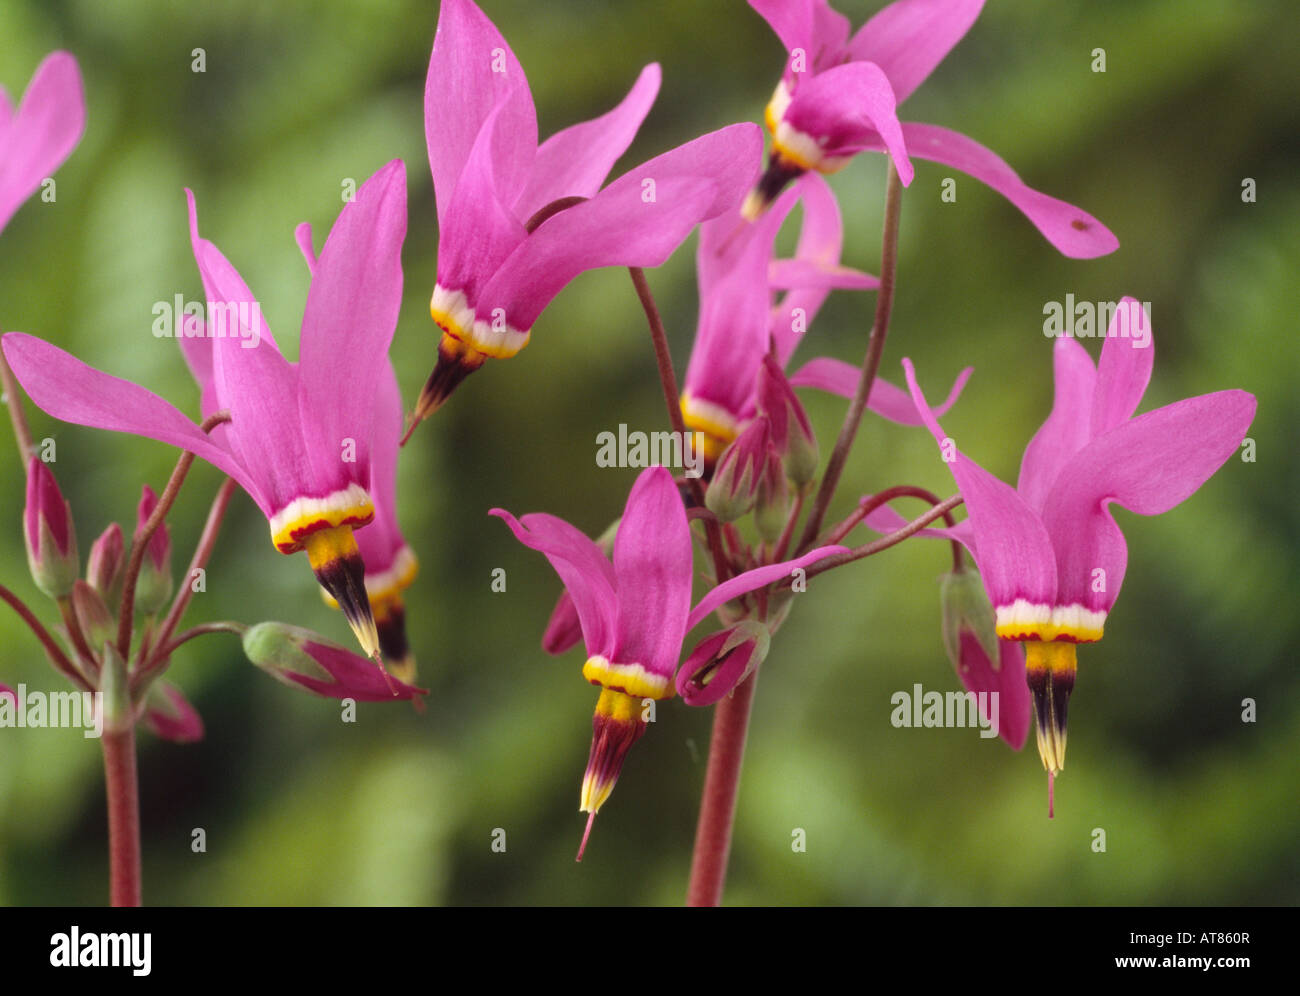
102 725 142 906
797 163 904 554
686 670 759 907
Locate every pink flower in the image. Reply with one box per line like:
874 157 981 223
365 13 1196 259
141 681 205 744
901 299 1255 776
410 0 763 428
1 161 408 665
492 466 845 857
747 0 1118 257
683 173 966 462
0 51 85 235
241 622 426 703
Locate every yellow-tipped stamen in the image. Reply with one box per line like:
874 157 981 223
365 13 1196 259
304 525 381 661
1025 640 1078 777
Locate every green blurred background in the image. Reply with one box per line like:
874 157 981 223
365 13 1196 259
1 0 1296 905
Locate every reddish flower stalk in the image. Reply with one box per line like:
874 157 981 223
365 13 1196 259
797 162 904 555
102 725 141 907
0 350 34 459
686 670 759 907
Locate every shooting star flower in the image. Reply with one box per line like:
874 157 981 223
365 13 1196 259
746 0 1117 257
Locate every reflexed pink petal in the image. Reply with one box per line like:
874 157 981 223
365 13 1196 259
1 332 265 511
542 589 583 655
675 627 762 707
685 183 802 420
298 160 407 492
355 361 405 570
426 0 538 228
514 63 661 221
849 0 985 104
873 123 1118 258
435 98 529 304
1091 297 1154 438
790 357 971 426
477 123 763 333
686 544 847 630
199 240 316 509
295 640 425 702
767 257 877 293
294 221 318 274
1017 335 1096 512
1040 390 1256 613
612 467 693 680
955 632 1029 749
748 0 851 78
782 62 914 185
185 189 278 351
490 509 618 658
902 357 1057 609
0 52 85 233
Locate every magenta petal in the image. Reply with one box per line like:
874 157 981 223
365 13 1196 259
767 258 878 292
297 640 424 702
425 0 538 228
294 221 318 274
902 357 1057 610
185 189 278 351
435 97 530 305
490 509 618 658
790 357 972 426
675 628 760 707
514 63 661 221
1 332 265 511
298 159 407 491
355 361 405 571
0 51 85 233
1016 335 1096 512
878 123 1118 258
542 589 583 656
684 183 802 419
686 544 847 631
198 240 316 510
477 123 763 334
955 633 1029 750
1091 298 1154 438
748 0 850 77
782 62 914 185
849 0 985 105
860 497 976 551
1040 390 1256 613
611 467 693 680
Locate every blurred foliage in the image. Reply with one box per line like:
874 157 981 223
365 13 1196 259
0 0 1296 905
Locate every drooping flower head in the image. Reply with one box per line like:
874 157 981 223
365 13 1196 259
746 0 1118 258
0 51 85 236
492 466 844 858
294 224 419 685
1 161 409 669
682 170 970 469
409 0 763 432
901 299 1256 793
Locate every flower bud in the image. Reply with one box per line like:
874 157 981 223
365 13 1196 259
132 486 173 615
757 354 818 485
71 579 116 652
141 680 204 743
676 620 770 706
23 457 78 598
705 417 770 522
241 622 425 702
939 567 1000 670
753 444 790 544
86 522 125 608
